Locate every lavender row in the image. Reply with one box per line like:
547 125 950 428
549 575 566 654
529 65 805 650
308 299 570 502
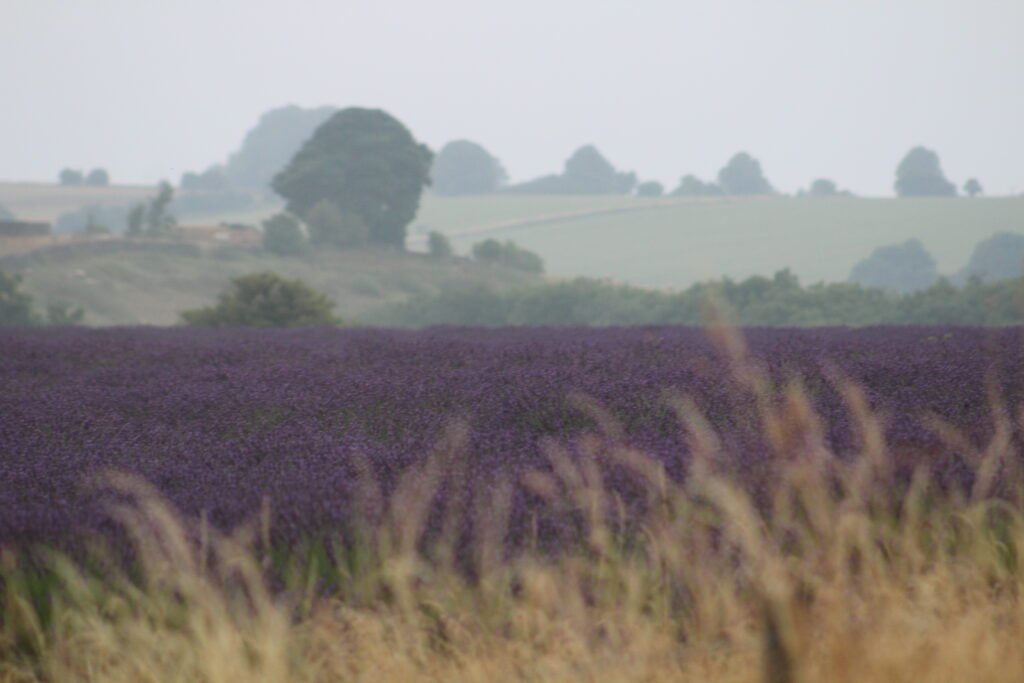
1 326 1021 550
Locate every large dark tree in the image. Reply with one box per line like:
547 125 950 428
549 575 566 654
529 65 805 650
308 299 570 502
894 146 956 197
717 152 774 195
273 108 433 248
432 140 507 195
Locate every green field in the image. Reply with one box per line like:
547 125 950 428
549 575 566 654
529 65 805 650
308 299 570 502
4 183 1024 289
426 196 1024 288
2 243 537 326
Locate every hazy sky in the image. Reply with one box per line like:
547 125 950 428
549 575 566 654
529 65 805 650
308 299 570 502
3 0 1022 195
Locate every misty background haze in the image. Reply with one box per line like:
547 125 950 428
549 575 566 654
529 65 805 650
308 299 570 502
3 0 1022 195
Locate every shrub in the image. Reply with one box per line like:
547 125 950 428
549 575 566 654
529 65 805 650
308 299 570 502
0 271 83 326
0 271 36 326
180 272 340 327
262 213 307 256
472 239 544 273
427 231 454 259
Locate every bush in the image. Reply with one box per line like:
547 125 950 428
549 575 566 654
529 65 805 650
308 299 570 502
262 213 308 256
427 231 454 259
305 200 369 248
180 272 340 328
471 239 544 273
0 271 36 326
0 271 84 326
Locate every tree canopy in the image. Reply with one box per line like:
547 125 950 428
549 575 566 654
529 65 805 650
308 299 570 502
956 232 1024 284
672 175 721 197
272 108 433 248
809 179 838 196
717 152 774 195
432 140 507 195
635 181 664 197
507 145 635 195
85 169 110 186
894 146 956 197
181 272 340 327
225 105 337 189
59 169 84 186
848 239 939 293
963 178 983 197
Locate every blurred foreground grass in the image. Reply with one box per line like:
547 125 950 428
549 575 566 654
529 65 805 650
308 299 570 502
3 327 1024 682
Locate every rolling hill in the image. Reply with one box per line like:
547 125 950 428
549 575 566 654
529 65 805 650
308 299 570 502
1 241 538 326
4 182 1023 291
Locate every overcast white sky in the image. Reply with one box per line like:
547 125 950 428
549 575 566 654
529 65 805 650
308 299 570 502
2 0 1022 195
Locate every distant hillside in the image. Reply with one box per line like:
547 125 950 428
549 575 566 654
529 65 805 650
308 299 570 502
417 195 1024 288
1 240 538 326
0 183 155 222
5 183 1024 290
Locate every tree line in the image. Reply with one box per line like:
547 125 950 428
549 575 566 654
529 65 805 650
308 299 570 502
368 270 1024 328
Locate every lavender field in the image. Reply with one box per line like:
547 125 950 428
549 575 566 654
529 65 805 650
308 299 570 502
3 325 1021 554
